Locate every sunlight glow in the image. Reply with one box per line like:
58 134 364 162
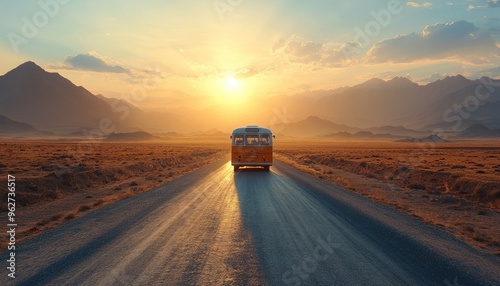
224 75 241 91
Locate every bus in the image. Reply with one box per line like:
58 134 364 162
230 126 274 171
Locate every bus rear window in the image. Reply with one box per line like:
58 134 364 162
246 135 259 145
233 134 244 145
260 135 270 145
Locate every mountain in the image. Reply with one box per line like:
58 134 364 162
421 75 473 101
0 62 198 134
95 94 197 133
352 78 387 89
364 125 428 137
324 131 404 140
0 114 37 134
457 124 500 138
280 116 354 137
105 131 160 142
288 76 425 128
397 134 449 143
279 116 426 138
0 61 128 133
96 94 143 114
184 129 230 139
468 101 500 129
267 75 500 131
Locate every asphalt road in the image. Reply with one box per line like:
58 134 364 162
2 159 500 285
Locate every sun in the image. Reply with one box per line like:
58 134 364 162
224 75 241 91
217 74 247 100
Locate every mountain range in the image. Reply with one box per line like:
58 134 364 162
0 62 197 135
457 124 500 138
264 75 500 131
0 61 499 137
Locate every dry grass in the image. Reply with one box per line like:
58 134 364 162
0 140 227 248
78 205 92 212
275 139 500 255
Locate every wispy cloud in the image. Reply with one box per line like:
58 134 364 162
272 35 349 68
406 2 432 8
367 20 498 64
57 51 130 74
49 52 169 86
476 66 500 77
468 0 499 10
273 20 499 68
234 68 260 79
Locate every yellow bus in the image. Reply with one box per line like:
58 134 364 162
230 126 274 171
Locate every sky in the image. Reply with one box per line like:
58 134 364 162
0 0 499 111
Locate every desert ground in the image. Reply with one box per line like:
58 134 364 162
0 140 227 248
1 139 499 257
275 139 500 255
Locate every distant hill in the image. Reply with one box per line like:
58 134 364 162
105 131 160 142
457 124 500 138
280 116 426 138
153 131 180 138
96 94 143 114
324 131 404 140
280 116 354 137
397 134 449 143
0 114 37 134
185 129 230 139
364 125 428 137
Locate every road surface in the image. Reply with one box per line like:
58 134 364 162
2 159 500 285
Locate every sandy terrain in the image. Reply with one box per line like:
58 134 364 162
0 140 227 248
275 139 500 255
2 139 499 257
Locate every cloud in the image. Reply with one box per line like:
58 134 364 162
272 21 499 69
406 2 432 8
488 0 500 8
235 69 259 79
467 1 499 10
50 52 169 87
417 72 447 83
60 51 130 73
272 35 351 68
367 20 499 64
476 66 500 77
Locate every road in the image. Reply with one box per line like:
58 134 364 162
2 158 500 285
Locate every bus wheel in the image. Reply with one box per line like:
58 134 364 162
234 166 239 172
264 166 270 171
